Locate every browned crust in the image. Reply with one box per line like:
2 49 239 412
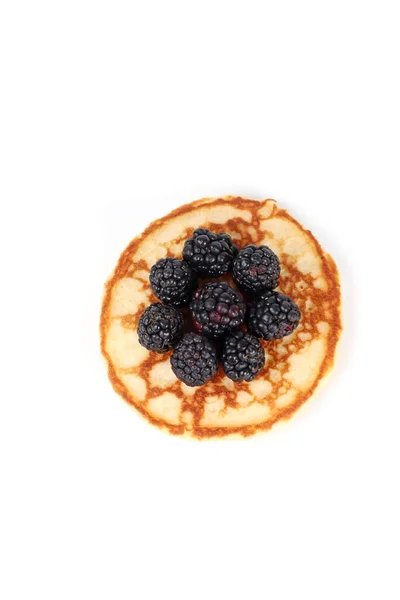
100 197 342 439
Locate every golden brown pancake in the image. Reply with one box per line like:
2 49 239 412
100 197 342 439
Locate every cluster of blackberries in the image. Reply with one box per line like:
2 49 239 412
138 228 301 387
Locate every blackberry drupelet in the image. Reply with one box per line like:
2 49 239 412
150 257 196 307
170 333 218 386
222 330 265 382
182 228 236 277
138 302 184 353
190 282 245 339
233 244 280 294
247 291 301 340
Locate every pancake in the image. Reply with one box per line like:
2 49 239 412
100 197 342 439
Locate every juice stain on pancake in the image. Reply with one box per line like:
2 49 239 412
100 197 342 439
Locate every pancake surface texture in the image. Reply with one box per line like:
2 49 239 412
100 197 342 439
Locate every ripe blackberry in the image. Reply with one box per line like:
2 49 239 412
190 282 245 339
150 257 196 307
247 291 301 340
222 330 265 382
233 244 280 294
182 228 236 277
170 333 218 386
138 302 184 353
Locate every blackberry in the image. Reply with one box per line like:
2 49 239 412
150 257 196 307
222 330 265 382
138 302 184 353
170 333 218 386
182 228 236 277
233 244 280 294
190 282 245 339
247 291 301 340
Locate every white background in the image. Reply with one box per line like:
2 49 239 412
1 2 399 599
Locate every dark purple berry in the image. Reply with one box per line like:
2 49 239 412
150 257 197 307
233 244 280 294
190 282 245 339
138 303 184 352
222 330 265 382
247 291 301 340
170 333 218 386
183 228 236 277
